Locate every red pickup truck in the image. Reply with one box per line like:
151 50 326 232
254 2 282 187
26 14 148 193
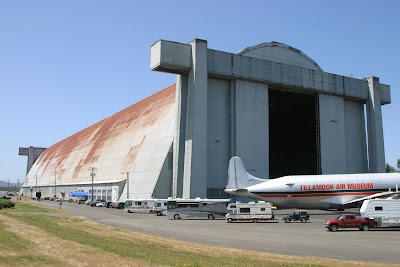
324 214 375 232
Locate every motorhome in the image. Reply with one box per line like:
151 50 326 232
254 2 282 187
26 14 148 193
125 199 168 215
225 201 274 223
167 198 231 219
360 199 400 228
151 199 168 216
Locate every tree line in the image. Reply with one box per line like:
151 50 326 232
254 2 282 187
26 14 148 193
0 186 19 191
386 159 400 173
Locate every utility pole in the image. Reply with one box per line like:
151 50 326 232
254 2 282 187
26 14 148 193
35 175 38 196
126 172 129 200
18 179 20 192
54 171 57 198
89 167 97 201
8 179 9 192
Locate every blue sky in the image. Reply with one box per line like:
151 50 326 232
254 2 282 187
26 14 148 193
1 1 399 183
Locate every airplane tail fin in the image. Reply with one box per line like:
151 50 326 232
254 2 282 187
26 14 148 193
226 156 266 189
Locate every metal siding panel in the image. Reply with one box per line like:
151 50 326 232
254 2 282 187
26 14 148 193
207 50 376 103
207 78 230 189
235 80 269 178
344 100 368 173
319 94 346 174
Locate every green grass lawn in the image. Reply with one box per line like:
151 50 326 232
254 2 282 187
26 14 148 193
9 202 62 212
0 216 63 266
4 212 321 267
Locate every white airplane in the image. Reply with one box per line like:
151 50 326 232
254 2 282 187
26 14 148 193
225 156 400 210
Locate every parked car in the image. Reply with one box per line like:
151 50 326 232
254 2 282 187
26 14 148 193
282 211 309 223
96 201 106 207
77 199 86 204
43 196 51 200
85 199 93 205
115 202 125 209
90 200 106 207
106 201 113 208
1 196 11 200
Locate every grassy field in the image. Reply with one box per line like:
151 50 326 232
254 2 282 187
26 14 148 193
9 202 66 213
0 203 396 267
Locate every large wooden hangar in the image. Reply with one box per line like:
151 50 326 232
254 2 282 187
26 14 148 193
21 39 390 202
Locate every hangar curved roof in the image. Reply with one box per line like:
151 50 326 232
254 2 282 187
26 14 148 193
237 41 323 71
23 84 176 190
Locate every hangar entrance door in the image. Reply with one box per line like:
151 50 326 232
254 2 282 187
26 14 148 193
269 89 320 178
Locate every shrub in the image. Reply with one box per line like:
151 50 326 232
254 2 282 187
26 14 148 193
0 199 15 209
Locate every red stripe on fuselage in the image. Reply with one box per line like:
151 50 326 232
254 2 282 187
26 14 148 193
258 191 380 198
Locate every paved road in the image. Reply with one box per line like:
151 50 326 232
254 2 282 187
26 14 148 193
27 200 400 264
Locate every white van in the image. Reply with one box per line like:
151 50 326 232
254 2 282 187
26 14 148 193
225 201 274 223
125 199 168 215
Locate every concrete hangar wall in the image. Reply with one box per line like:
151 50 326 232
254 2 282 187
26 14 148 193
21 38 391 201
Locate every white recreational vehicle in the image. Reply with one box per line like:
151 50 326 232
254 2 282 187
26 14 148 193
225 201 274 223
125 199 168 216
360 199 400 228
167 198 231 219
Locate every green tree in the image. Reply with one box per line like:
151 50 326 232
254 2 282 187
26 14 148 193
386 160 400 173
386 163 396 173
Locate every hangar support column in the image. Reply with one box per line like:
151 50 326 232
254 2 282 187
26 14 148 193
172 75 188 197
151 39 208 198
182 39 208 198
19 146 47 175
366 77 385 173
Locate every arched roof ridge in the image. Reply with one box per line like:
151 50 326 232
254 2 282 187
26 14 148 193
237 41 323 72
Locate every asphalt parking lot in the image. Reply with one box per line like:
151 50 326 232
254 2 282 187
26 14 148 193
27 200 400 264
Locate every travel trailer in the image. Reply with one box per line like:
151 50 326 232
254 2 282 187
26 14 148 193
360 199 400 228
225 201 274 223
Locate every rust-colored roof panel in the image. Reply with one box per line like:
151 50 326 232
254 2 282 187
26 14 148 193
24 84 176 187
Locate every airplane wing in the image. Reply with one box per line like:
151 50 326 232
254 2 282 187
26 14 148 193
224 188 248 194
224 188 264 200
342 191 400 205
320 195 360 205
